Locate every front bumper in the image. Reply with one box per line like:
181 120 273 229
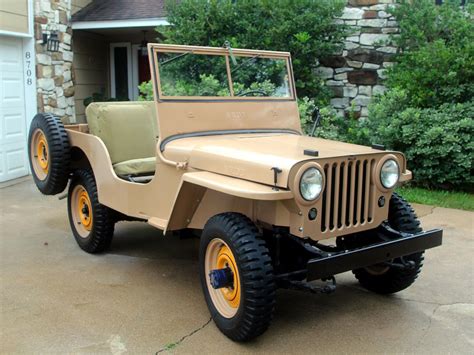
306 228 443 281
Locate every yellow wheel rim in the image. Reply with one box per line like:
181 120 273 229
77 188 93 231
30 129 49 180
37 135 49 172
216 245 241 309
70 184 93 238
205 238 241 318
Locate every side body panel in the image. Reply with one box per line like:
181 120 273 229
67 129 294 233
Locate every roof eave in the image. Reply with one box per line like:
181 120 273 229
71 17 169 30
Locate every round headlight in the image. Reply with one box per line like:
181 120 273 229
300 167 323 201
380 159 399 189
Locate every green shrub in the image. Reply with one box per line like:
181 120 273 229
83 92 119 107
160 0 347 104
386 0 474 108
364 0 474 189
138 81 153 101
367 91 474 189
298 97 369 144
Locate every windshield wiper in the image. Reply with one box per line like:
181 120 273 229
160 51 191 66
231 54 260 74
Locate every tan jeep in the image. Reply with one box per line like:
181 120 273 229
28 44 442 341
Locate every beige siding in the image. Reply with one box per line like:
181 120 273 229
0 0 28 34
71 0 92 15
73 31 108 123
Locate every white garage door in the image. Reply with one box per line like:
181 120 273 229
0 36 29 182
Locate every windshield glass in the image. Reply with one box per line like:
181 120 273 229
156 50 293 100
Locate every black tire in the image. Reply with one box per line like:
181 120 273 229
67 169 115 253
199 213 276 341
353 193 424 294
28 113 70 195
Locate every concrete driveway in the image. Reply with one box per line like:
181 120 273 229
1 178 473 354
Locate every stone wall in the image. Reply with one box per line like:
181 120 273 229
34 0 75 123
318 0 398 118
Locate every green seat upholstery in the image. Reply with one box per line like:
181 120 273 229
85 101 158 176
113 157 157 176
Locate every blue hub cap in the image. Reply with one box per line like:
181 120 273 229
209 267 234 289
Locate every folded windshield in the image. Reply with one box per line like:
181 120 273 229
156 50 293 99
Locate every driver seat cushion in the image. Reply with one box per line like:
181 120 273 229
85 101 158 176
112 157 156 176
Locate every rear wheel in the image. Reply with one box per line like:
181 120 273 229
67 169 115 253
353 193 424 294
199 213 276 341
28 113 70 195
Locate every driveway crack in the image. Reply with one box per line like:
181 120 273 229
155 317 212 354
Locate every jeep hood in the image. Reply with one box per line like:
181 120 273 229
163 133 382 188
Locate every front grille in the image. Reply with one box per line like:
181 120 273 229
321 159 375 232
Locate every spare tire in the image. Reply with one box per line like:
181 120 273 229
28 113 71 195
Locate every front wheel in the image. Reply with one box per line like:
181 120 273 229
199 213 276 341
353 193 424 294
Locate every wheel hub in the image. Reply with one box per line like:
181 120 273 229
209 267 234 289
205 239 241 317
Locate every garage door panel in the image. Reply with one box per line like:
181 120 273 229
0 37 23 72
0 143 28 182
1 108 26 143
0 35 29 182
1 72 24 107
0 150 4 177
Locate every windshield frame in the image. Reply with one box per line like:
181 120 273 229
149 44 296 102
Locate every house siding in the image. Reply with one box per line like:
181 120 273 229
0 0 29 34
72 31 108 122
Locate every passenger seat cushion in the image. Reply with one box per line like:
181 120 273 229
86 102 158 165
113 157 156 176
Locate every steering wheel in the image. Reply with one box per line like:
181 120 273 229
236 89 268 97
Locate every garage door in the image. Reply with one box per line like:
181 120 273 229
0 36 29 182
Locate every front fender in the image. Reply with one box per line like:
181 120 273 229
165 171 294 232
183 171 293 201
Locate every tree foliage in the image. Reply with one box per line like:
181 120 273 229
386 0 474 108
360 0 474 189
158 0 347 103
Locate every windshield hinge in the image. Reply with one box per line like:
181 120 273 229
223 40 237 65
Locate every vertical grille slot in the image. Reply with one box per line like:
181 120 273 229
321 158 374 233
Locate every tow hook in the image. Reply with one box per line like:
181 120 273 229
209 267 234 289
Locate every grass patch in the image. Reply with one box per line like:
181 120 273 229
396 186 474 211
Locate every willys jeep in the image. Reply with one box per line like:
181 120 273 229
28 44 443 341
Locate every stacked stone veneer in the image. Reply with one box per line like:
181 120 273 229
317 0 398 118
34 0 75 123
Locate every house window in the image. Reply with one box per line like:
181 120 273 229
435 0 467 5
110 43 133 100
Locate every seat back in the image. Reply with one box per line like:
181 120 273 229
86 101 158 164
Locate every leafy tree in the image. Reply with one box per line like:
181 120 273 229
158 0 347 103
357 0 474 189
